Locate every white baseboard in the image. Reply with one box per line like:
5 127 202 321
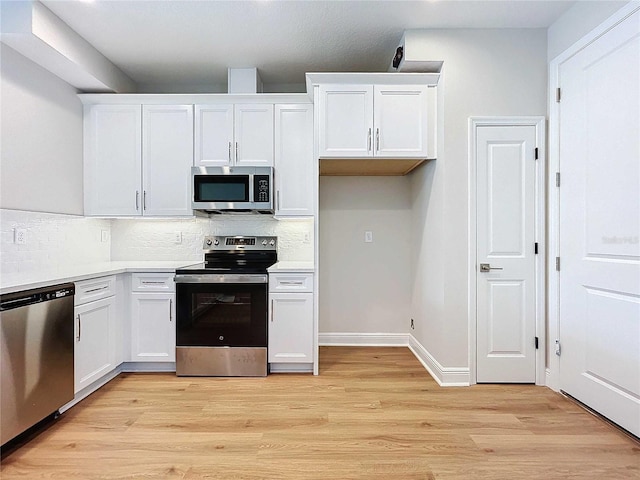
408 334 470 387
269 363 314 373
318 332 409 347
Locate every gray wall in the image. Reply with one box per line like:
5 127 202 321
1 45 84 215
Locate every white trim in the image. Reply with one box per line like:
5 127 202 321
468 116 546 386
547 2 640 393
408 334 470 387
318 332 409 347
270 363 314 373
121 362 176 373
60 367 122 413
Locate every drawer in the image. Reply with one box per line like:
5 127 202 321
75 275 116 305
269 273 313 293
131 272 175 293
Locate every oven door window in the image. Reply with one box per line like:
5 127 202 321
176 283 267 347
194 175 250 202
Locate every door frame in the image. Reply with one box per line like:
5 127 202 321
468 116 546 385
547 2 640 392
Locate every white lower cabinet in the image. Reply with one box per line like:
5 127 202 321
268 273 314 366
74 277 117 393
130 273 176 363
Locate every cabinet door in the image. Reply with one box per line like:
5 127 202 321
268 293 314 363
142 105 194 216
84 105 142 216
234 104 274 166
274 104 315 216
374 85 429 158
75 297 116 393
318 85 373 158
195 104 234 166
131 293 176 362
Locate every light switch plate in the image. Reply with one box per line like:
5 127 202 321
364 231 373 243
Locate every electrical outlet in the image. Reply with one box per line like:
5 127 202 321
174 232 182 244
364 231 373 243
303 232 310 244
101 230 109 243
14 228 26 245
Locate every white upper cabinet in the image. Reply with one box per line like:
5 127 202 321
84 105 142 216
195 103 274 167
84 104 194 217
318 83 433 159
194 104 234 166
274 104 315 217
142 105 193 216
319 85 373 158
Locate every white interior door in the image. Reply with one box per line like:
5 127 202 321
558 9 640 437
476 124 537 383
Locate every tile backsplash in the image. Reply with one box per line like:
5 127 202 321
0 209 314 277
0 209 111 275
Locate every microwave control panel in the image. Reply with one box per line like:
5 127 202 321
254 175 271 203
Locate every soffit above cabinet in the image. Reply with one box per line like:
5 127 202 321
78 93 312 105
320 159 426 176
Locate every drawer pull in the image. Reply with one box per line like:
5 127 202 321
85 285 109 294
141 281 166 285
280 281 304 285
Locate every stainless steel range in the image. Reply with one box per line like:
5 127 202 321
174 235 277 377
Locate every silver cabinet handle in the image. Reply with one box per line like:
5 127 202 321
77 314 81 341
141 281 166 285
136 191 140 211
367 128 372 152
270 299 274 322
143 191 147 211
228 141 232 162
280 281 304 285
169 299 173 322
480 263 503 272
235 141 239 161
376 128 380 152
85 285 108 293
276 190 280 211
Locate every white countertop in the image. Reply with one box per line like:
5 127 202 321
0 260 199 295
268 261 315 273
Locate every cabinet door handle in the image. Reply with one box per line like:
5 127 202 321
276 190 280 211
367 128 372 152
235 142 239 161
270 299 274 322
143 191 147 211
376 128 380 152
169 299 173 322
77 314 81 341
136 191 140 211
228 141 232 162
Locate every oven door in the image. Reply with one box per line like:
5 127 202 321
175 275 267 348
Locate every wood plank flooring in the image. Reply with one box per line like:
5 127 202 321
2 347 638 479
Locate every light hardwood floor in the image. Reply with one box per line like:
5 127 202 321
1 347 638 479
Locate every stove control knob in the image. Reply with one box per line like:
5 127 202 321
206 239 212 246
214 239 219 246
269 240 276 246
262 240 268 246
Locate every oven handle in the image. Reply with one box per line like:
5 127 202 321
174 274 268 284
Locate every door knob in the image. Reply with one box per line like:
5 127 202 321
480 263 503 272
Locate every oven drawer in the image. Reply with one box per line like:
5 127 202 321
131 273 175 293
269 273 313 293
75 275 116 306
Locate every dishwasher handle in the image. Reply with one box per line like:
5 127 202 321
0 283 75 311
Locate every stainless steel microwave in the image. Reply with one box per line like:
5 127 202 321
191 166 274 214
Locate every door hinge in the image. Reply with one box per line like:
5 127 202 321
556 172 561 187
555 340 561 356
556 257 560 271
556 87 561 103
534 242 539 254
535 337 539 349
534 147 539 160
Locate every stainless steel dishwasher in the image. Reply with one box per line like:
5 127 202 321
1 283 75 445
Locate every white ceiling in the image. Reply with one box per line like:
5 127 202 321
41 0 577 91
